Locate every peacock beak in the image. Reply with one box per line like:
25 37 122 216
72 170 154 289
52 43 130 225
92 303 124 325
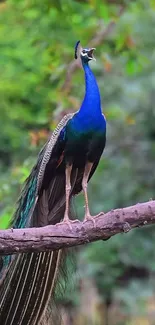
88 48 96 61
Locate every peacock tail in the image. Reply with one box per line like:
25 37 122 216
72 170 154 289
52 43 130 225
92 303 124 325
0 113 76 325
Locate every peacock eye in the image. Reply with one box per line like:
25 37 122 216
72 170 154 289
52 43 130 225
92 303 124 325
82 50 86 54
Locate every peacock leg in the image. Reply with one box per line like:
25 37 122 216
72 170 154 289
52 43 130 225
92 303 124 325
57 164 80 227
82 162 96 224
63 164 73 223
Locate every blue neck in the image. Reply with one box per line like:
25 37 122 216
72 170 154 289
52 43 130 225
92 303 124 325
78 62 102 117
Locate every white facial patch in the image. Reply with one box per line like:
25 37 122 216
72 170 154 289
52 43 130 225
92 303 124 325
81 52 88 57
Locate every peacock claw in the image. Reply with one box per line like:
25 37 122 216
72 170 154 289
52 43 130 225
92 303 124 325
57 217 81 230
95 211 104 218
63 220 73 230
83 214 96 227
83 212 104 227
71 219 81 224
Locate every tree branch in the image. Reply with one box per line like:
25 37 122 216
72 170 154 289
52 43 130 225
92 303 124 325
0 200 155 255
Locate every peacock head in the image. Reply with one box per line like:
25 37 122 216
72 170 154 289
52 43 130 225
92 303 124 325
75 40 96 64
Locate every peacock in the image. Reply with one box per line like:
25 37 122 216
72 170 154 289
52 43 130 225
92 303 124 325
0 41 106 325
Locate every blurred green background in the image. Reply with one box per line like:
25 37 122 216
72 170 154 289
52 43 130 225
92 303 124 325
0 0 155 324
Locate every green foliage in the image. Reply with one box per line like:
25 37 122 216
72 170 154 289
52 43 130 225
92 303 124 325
0 0 155 322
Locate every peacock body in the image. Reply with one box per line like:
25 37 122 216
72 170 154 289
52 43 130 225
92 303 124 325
0 41 106 324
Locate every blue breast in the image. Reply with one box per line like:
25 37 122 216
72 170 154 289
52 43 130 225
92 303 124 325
70 111 106 135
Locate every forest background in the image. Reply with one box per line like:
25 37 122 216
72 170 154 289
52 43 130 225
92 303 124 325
0 0 155 324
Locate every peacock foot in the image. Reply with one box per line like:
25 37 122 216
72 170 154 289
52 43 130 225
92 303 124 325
83 213 96 227
83 211 104 227
95 211 104 218
57 216 81 230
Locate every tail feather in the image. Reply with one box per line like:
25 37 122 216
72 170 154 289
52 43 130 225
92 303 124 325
0 251 62 325
0 113 79 324
0 170 78 324
32 251 61 325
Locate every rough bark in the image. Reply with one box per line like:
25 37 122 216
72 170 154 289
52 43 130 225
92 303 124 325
0 200 154 255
